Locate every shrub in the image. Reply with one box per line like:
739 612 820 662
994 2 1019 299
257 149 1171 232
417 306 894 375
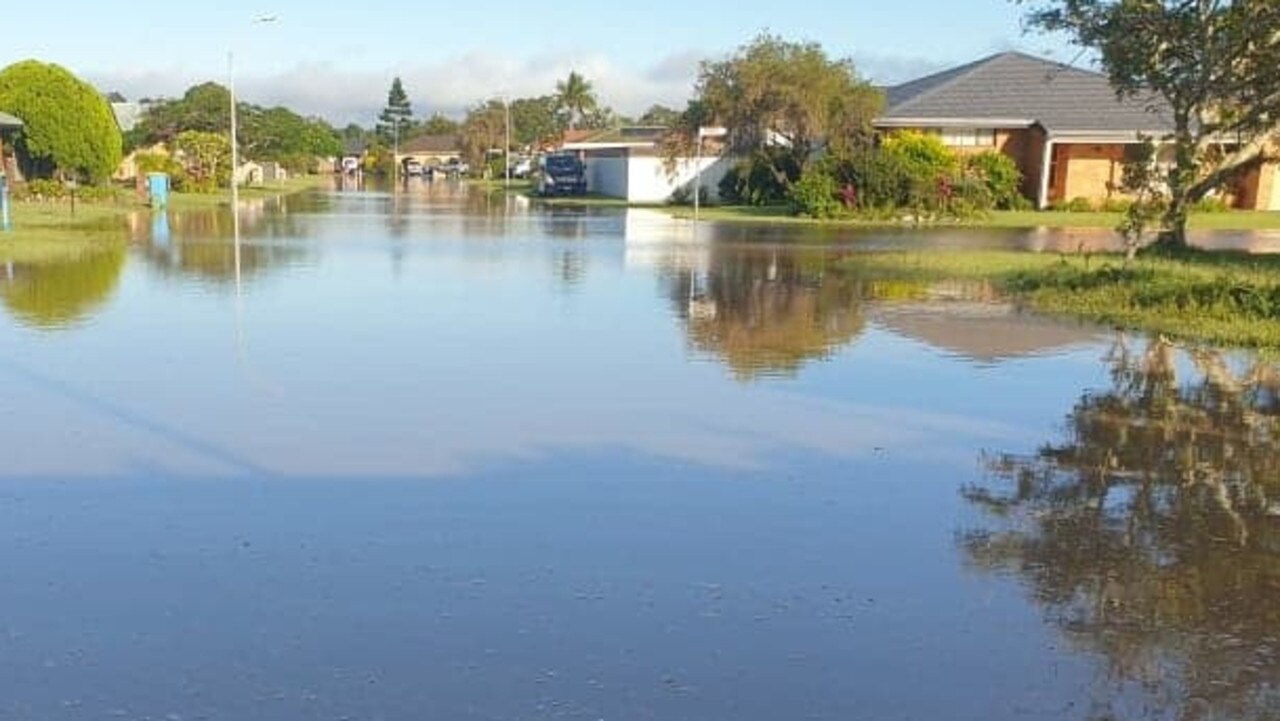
1193 196 1231 213
24 179 66 199
718 148 799 206
965 151 1023 209
789 165 842 218
1100 197 1134 213
1050 197 1096 212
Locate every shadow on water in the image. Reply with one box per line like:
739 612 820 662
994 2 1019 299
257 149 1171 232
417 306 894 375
962 338 1280 721
0 246 126 330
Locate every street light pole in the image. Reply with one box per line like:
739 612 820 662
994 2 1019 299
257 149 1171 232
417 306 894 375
229 14 278 289
504 95 511 190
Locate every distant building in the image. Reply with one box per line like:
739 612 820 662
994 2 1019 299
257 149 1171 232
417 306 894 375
394 134 462 172
557 126 731 204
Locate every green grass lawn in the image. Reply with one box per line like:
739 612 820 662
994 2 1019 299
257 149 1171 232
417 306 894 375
0 175 325 264
843 248 1280 349
667 205 1280 231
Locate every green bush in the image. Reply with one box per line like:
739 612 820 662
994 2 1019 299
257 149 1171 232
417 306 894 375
789 165 842 218
718 147 801 206
1100 197 1134 213
965 151 1023 210
1193 196 1231 213
23 179 66 199
1049 196 1096 212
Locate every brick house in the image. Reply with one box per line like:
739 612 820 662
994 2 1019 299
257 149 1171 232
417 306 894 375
873 52 1270 209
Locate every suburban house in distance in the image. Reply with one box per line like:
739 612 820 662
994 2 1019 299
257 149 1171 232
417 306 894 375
560 126 730 204
878 51 1280 211
395 134 462 172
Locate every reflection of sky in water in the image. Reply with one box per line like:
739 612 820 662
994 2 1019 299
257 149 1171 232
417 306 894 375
3 191 1277 721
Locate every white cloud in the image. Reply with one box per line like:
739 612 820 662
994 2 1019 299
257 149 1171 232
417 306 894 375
89 50 706 125
87 47 958 126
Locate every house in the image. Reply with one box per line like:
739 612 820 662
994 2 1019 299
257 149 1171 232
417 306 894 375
0 111 23 180
877 52 1180 209
559 126 731 204
395 134 461 171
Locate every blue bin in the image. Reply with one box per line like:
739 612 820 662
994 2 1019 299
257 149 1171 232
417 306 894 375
147 172 170 210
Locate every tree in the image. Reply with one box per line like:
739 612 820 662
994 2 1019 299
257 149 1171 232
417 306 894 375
459 99 507 170
420 113 459 136
0 60 123 182
638 104 682 127
555 71 598 130
509 95 563 147
678 34 883 191
241 106 342 171
129 82 232 149
173 130 231 193
1018 0 1280 248
377 77 414 145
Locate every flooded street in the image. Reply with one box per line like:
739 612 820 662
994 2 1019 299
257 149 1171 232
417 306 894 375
1 183 1277 720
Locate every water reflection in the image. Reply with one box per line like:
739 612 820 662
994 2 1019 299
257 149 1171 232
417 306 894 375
0 247 126 329
962 339 1280 720
131 205 315 284
661 245 866 380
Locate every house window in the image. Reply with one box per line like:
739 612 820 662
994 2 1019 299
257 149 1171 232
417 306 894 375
932 128 997 148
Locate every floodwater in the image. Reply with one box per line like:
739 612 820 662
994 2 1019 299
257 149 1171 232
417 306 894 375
2 181 1277 721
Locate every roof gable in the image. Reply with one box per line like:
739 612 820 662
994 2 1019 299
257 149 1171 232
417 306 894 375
881 51 1173 135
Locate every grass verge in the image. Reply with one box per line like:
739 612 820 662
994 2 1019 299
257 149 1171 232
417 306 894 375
668 205 1280 230
842 248 1280 348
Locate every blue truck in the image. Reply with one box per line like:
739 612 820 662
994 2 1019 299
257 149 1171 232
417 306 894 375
537 153 588 197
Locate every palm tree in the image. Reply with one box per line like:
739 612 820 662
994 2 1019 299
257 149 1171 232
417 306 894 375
555 71 597 130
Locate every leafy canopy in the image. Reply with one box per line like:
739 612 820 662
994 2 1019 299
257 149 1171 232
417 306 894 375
0 60 123 182
1019 0 1280 245
676 34 883 188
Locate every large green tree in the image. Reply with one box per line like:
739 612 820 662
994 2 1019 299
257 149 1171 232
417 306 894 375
241 106 342 171
508 95 562 147
1018 0 1280 248
420 113 459 136
555 71 598 130
173 130 231 193
128 82 232 149
679 34 883 190
459 99 507 169
377 77 414 144
0 60 123 182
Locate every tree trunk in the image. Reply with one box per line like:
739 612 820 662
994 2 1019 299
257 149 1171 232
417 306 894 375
1159 196 1191 250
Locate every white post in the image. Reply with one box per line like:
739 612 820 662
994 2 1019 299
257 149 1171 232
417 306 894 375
504 96 511 190
229 51 239 211
694 134 702 222
1038 137 1055 210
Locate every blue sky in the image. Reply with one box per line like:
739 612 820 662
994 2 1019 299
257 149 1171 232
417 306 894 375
8 0 1070 123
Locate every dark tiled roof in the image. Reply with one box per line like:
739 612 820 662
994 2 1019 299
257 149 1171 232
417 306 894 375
881 51 1173 135
401 133 460 153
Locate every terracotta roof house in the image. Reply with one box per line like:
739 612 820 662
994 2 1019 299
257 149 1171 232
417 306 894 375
395 134 462 170
877 52 1181 208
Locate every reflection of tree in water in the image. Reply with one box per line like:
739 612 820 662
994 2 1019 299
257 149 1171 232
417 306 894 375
132 206 313 284
962 338 1280 721
669 247 866 380
0 246 126 329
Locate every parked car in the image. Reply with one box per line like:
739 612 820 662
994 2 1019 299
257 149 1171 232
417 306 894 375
509 158 533 179
402 159 423 176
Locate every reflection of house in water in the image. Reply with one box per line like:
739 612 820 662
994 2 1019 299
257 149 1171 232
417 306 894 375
870 302 1105 363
